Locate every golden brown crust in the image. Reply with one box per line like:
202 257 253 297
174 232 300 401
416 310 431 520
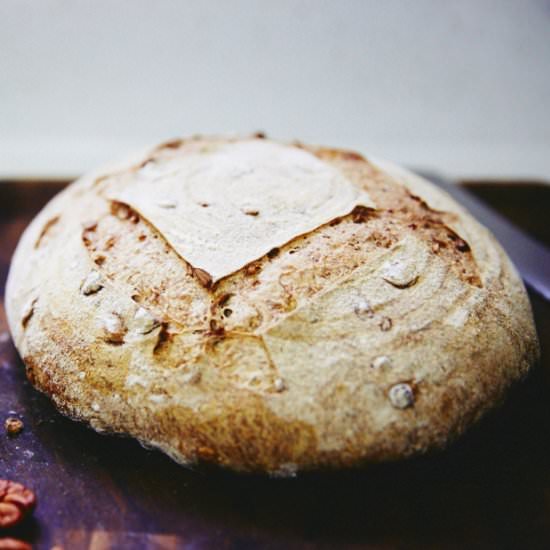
5 136 539 473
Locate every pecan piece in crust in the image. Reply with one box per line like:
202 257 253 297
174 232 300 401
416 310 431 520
0 480 36 529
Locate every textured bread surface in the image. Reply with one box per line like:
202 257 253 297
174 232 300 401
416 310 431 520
5 136 539 474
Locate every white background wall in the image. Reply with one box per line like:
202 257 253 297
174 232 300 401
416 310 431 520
1 0 549 180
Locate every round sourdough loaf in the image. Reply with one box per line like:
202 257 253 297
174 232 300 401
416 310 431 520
5 136 539 474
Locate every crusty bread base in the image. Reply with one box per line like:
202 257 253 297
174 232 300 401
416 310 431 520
6 137 539 474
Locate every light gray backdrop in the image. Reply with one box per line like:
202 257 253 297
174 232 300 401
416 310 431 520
1 0 549 179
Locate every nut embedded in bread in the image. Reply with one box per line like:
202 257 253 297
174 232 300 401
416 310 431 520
5 136 539 474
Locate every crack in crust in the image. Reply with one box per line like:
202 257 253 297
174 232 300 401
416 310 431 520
82 196 481 329
34 215 60 248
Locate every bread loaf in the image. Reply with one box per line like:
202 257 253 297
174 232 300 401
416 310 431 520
5 136 539 474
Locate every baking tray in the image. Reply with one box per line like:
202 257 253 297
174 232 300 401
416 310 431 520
1 179 549 549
